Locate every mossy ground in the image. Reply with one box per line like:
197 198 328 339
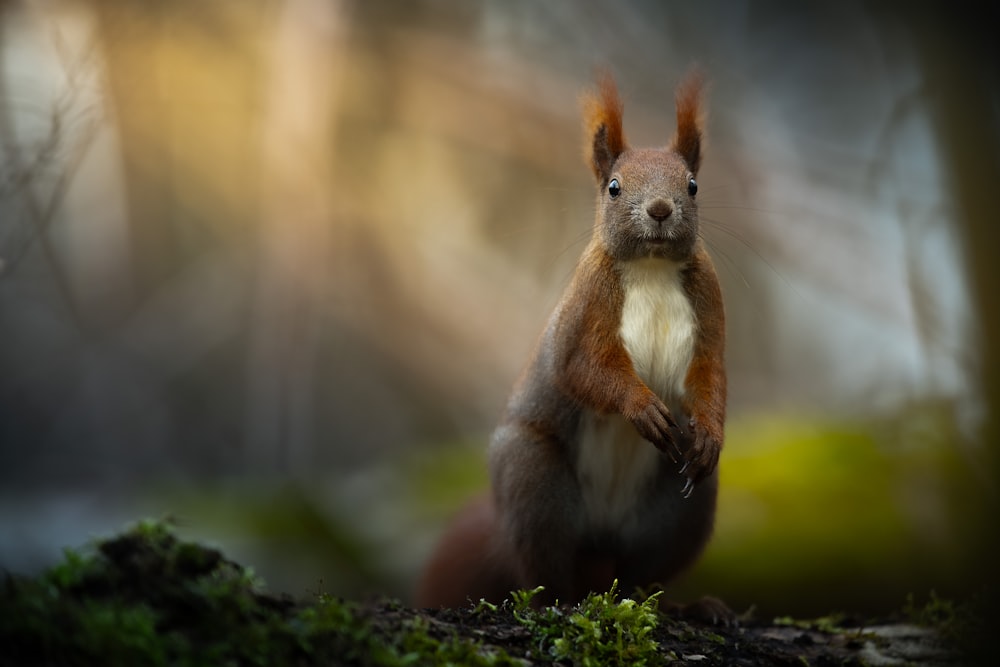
0 521 978 666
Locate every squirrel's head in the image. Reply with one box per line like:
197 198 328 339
582 69 705 262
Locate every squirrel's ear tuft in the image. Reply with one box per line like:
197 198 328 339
582 70 627 185
670 67 706 175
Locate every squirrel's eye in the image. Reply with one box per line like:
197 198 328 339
687 177 698 197
608 178 621 198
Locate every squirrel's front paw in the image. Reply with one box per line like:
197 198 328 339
679 418 721 494
629 396 682 462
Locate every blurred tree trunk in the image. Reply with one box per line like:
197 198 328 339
243 0 348 472
88 1 268 305
85 2 283 469
888 1 1000 643
88 2 174 301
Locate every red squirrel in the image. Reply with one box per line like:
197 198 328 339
416 70 727 618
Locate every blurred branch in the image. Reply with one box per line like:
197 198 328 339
0 16 104 331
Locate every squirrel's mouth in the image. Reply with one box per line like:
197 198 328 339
641 221 679 244
637 228 695 260
640 238 672 257
642 232 673 246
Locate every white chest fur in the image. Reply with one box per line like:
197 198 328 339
575 258 696 532
618 258 696 400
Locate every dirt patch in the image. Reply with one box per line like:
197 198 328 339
0 521 975 666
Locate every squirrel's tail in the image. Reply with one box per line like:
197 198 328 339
413 494 514 609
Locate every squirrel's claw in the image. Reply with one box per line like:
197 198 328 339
681 477 695 498
660 440 680 464
634 398 682 462
681 416 721 485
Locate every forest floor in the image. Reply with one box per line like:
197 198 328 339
0 520 983 666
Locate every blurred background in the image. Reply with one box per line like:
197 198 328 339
1 0 998 618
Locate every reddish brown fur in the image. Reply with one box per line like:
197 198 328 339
554 245 657 421
581 70 627 183
671 68 706 174
413 494 513 608
681 246 727 478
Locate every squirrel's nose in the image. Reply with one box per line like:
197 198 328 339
646 199 673 222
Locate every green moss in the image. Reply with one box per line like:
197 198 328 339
398 615 523 666
901 589 989 658
0 520 525 667
902 590 957 628
505 581 665 666
773 613 848 634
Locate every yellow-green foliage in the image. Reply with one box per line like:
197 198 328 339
678 409 980 614
403 440 491 516
714 417 907 573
